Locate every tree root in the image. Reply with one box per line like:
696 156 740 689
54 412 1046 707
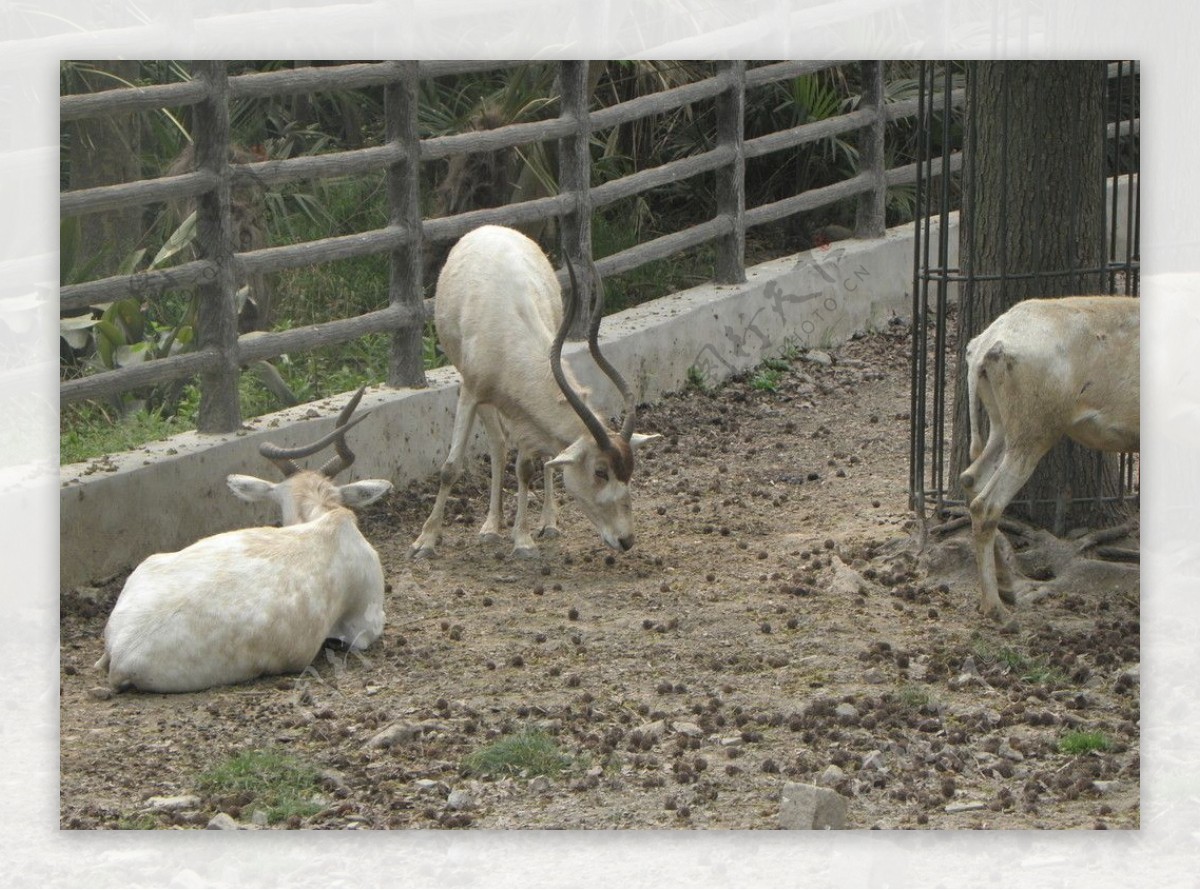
1093 546 1140 564
929 514 970 537
921 509 1140 613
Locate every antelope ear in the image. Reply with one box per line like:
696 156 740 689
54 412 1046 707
337 479 393 508
545 437 591 469
629 433 661 450
226 474 276 502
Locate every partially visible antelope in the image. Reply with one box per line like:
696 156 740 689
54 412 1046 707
959 296 1140 621
96 388 393 693
411 225 658 559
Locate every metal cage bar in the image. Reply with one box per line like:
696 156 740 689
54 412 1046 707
908 61 1141 517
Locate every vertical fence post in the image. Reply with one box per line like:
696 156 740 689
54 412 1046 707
386 61 426 388
557 60 594 339
191 60 242 433
715 61 746 285
855 60 887 239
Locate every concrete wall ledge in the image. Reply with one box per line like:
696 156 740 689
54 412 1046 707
61 217 956 591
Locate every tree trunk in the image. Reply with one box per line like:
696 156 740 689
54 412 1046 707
952 61 1129 532
66 61 143 278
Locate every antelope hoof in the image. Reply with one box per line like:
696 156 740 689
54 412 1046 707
479 532 504 546
511 544 540 560
411 544 438 560
537 526 561 540
980 600 1011 624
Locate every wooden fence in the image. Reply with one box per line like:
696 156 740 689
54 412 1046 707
60 60 963 434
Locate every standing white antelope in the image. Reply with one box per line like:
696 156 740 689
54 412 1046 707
958 295 1140 620
95 388 393 693
411 225 658 559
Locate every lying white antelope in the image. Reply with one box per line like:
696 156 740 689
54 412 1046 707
959 295 1140 620
95 388 393 692
411 225 658 559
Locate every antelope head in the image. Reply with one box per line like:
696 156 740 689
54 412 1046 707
548 257 659 551
226 386 392 523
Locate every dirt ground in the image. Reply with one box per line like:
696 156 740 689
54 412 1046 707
58 321 1140 830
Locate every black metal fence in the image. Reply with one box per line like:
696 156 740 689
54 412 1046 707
61 60 959 434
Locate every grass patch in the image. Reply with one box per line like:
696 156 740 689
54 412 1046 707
748 355 794 394
970 640 1068 687
1058 731 1113 755
196 749 325 825
779 337 804 361
462 730 575 779
896 684 933 711
1019 660 1068 686
60 401 192 465
750 366 784 393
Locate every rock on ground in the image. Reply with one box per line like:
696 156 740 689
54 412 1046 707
778 782 848 830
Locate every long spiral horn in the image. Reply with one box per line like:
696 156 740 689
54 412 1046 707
258 387 370 478
582 260 637 441
550 255 616 453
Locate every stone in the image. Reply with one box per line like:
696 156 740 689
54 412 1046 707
74 586 106 604
318 768 350 793
250 809 269 827
528 776 553 795
447 789 474 811
816 764 845 787
949 673 985 690
861 750 886 771
778 782 848 830
636 720 667 742
834 703 859 721
827 556 866 597
671 721 704 737
365 724 415 748
146 794 200 812
945 801 987 814
206 812 242 830
364 721 447 749
998 741 1025 762
801 350 833 367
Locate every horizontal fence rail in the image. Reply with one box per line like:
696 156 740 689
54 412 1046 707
59 60 984 431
